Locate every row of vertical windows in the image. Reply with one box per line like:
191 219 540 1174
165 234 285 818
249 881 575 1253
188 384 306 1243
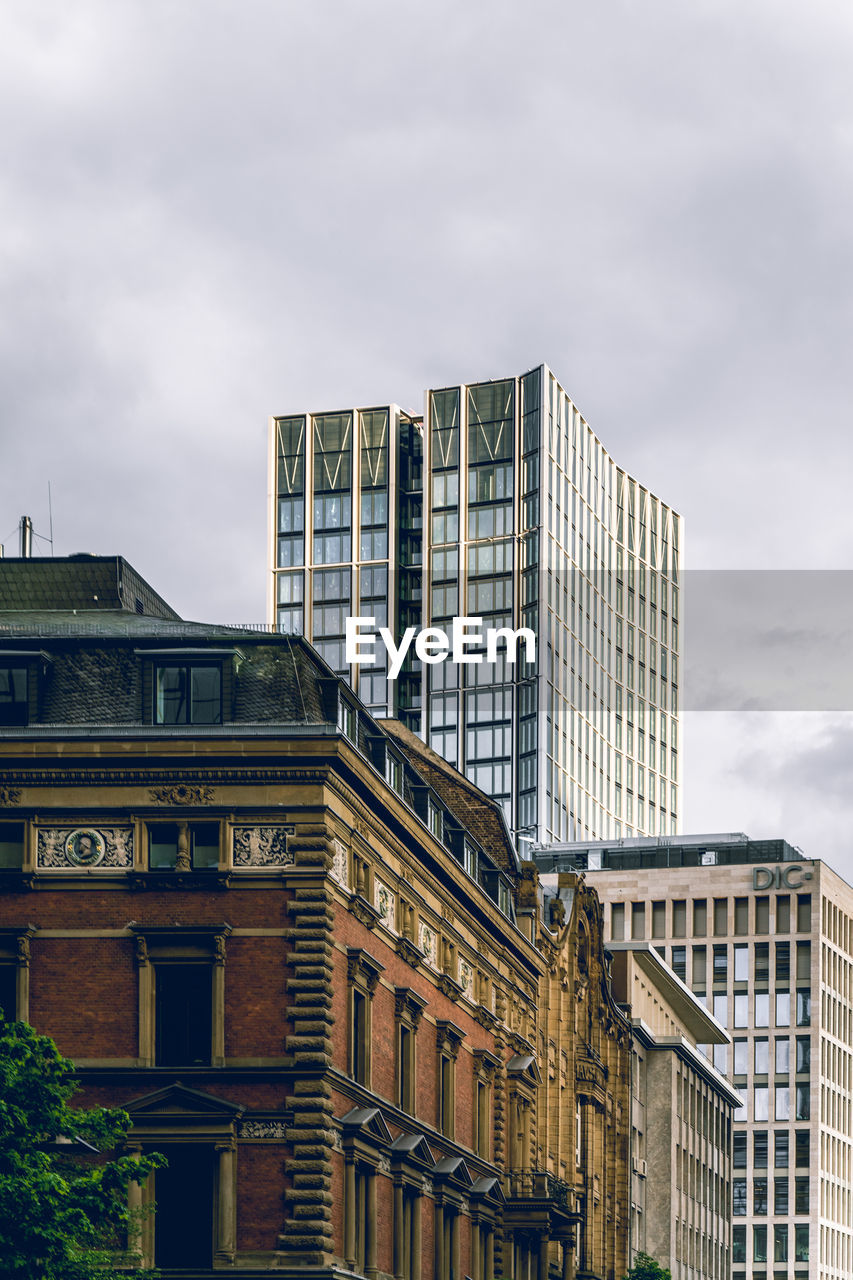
613 893 813 940
732 1223 809 1263
733 1175 810 1215
733 1129 810 1168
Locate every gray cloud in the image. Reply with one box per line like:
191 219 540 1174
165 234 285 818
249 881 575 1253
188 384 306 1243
2 0 853 872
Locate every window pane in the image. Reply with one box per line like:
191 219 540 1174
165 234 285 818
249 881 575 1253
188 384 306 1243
156 667 187 724
191 668 221 724
753 1177 768 1215
775 1037 790 1074
0 822 25 869
775 1131 789 1167
0 965 17 1020
776 991 790 1027
754 1039 769 1073
796 1035 811 1074
191 823 220 869
149 823 179 869
0 666 28 726
155 965 212 1065
755 992 769 1026
796 989 811 1026
754 1130 768 1167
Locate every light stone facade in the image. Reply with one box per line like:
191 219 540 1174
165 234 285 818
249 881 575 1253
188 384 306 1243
536 833 853 1280
607 942 739 1277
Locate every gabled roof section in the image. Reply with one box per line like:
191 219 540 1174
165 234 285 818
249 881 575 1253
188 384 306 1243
378 717 518 874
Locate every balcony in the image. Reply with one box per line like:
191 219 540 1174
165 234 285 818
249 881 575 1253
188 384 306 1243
504 1169 579 1239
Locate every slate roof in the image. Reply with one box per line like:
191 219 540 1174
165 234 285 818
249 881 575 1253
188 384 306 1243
0 556 180 618
0 611 335 726
378 717 518 874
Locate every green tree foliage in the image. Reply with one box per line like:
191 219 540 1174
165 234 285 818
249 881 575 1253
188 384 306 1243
624 1254 673 1280
0 1012 163 1278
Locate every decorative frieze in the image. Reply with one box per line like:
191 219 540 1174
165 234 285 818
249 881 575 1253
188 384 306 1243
239 1120 289 1140
0 786 21 807
37 827 133 869
232 826 292 867
148 784 215 805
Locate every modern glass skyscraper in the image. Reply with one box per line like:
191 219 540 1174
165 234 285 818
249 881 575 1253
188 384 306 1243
269 363 681 844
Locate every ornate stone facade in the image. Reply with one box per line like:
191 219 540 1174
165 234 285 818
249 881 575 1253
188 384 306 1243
0 564 633 1280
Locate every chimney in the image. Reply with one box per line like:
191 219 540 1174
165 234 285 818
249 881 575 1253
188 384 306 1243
19 515 33 557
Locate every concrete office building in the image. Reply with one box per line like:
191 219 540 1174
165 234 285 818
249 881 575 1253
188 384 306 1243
606 942 739 1278
535 833 853 1280
269 364 681 845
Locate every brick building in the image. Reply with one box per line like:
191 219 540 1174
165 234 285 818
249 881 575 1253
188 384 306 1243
0 557 630 1280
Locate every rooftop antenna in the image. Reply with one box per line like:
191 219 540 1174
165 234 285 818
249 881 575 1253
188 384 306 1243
48 482 54 553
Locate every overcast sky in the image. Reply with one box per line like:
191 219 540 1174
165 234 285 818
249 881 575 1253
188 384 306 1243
2 2 852 875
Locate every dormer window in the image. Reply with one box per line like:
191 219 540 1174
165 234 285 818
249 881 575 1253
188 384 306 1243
338 698 356 742
0 666 28 726
386 754 403 794
155 664 221 725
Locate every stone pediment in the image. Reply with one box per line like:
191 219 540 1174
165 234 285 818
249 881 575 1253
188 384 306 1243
390 1133 436 1171
506 1053 542 1085
433 1155 474 1190
471 1175 505 1204
340 1106 394 1145
125 1082 244 1120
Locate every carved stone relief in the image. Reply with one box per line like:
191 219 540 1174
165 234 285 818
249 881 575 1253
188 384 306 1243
232 827 292 867
238 1120 289 1140
330 838 349 887
149 784 215 805
419 922 437 969
459 957 475 1002
37 827 133 869
375 880 396 933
